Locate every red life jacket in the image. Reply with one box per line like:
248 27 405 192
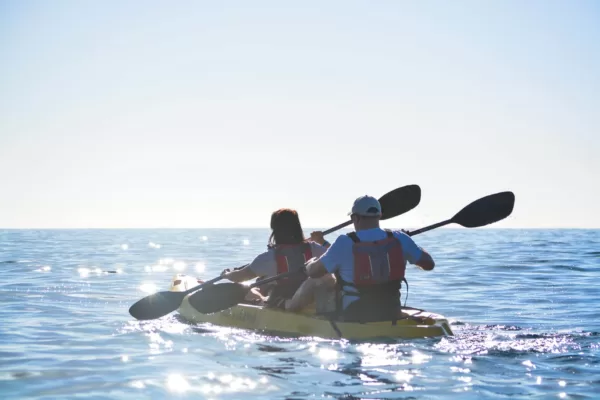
337 229 407 322
349 229 406 284
274 242 313 275
265 242 313 308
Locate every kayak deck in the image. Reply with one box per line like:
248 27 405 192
169 274 453 340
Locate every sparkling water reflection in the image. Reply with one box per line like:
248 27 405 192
0 228 598 399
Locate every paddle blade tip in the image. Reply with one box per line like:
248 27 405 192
454 190 516 228
128 291 185 321
379 184 422 220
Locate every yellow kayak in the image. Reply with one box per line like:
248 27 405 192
169 274 453 340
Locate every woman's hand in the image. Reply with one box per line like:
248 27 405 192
310 231 325 245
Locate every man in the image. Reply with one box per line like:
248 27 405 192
291 195 435 322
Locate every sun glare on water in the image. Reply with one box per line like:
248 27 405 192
167 374 190 393
173 261 186 271
139 283 158 294
195 262 206 273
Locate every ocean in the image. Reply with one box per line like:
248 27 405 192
1 228 598 399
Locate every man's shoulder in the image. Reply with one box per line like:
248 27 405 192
332 233 353 244
355 227 388 240
388 229 416 242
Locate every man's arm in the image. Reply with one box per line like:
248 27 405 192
396 230 435 271
305 257 329 278
414 249 435 271
304 234 349 278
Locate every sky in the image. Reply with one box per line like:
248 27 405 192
0 0 598 229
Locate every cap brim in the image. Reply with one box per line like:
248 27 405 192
349 212 382 217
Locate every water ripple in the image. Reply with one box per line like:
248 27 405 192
0 228 598 399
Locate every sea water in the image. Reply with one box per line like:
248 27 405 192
0 228 598 399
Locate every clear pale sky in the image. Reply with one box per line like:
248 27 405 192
1 1 598 229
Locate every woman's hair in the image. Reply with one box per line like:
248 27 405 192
268 208 305 247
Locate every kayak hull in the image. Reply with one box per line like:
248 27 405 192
170 274 453 340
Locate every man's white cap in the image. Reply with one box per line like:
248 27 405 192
348 195 382 217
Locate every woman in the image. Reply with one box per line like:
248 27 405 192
220 208 333 308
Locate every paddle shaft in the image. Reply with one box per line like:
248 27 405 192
406 219 452 237
246 192 513 290
248 270 300 289
322 220 352 235
181 274 231 295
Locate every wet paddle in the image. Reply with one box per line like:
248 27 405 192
127 273 236 321
128 184 421 321
189 191 515 315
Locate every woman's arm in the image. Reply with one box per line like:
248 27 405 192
222 266 257 282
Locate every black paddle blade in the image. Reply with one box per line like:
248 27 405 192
379 184 421 220
187 282 249 314
128 291 186 320
451 191 515 228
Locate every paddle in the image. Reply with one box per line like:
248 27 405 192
406 191 515 236
128 184 421 321
188 191 515 315
325 184 422 232
127 273 238 321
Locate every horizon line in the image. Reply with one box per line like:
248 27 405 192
1 226 598 230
